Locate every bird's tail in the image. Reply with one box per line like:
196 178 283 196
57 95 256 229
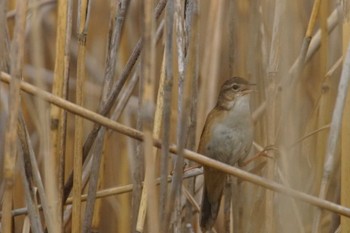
200 171 225 232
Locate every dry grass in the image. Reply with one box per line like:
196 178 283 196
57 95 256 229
1 0 350 233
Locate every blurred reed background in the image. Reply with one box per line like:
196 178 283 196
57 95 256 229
1 0 350 232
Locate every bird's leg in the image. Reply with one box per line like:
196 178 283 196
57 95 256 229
238 145 277 167
182 164 202 174
170 162 202 176
184 164 201 171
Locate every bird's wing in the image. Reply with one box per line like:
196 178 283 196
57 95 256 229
198 107 227 155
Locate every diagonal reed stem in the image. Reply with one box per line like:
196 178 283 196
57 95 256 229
1 71 350 220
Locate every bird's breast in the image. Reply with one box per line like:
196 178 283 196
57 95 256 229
205 114 253 165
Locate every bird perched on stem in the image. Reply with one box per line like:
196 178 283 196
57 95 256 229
199 77 254 232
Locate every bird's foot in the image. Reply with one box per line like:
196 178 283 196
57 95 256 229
238 145 277 167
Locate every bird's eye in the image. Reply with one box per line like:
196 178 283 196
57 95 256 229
232 84 239 90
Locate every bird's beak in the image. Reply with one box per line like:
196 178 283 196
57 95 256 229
241 83 256 95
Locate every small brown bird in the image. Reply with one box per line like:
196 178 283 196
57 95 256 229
199 77 254 232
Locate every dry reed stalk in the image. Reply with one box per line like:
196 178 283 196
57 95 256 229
110 71 139 122
17 18 63 231
196 1 224 138
0 0 10 209
165 0 187 231
341 5 350 232
320 0 329 78
184 1 199 230
17 112 54 232
183 1 199 231
225 2 237 232
3 2 350 231
9 170 202 218
312 27 350 233
285 4 340 87
26 6 54 233
62 0 73 209
195 5 224 231
61 2 166 207
289 56 342 153
67 37 104 83
21 65 94 92
138 39 164 232
136 0 160 232
206 1 223 108
310 0 332 232
18 8 52 221
63 156 93 228
269 4 338 231
72 0 91 232
157 52 168 226
17 118 44 233
103 69 140 229
46 0 71 231
54 0 73 230
130 19 164 233
3 71 350 226
2 4 57 231
62 39 142 201
134 2 167 232
253 5 341 124
5 0 56 20
0 0 9 79
158 1 174 230
133 68 145 233
82 1 130 231
281 0 322 89
0 160 294 219
1 1 28 232
263 1 285 232
313 1 332 150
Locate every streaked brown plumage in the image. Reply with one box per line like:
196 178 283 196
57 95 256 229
199 77 254 232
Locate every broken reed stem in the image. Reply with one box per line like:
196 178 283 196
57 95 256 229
18 164 43 233
1 1 28 232
18 113 54 233
2 72 350 219
72 0 90 232
288 0 321 84
17 121 44 233
306 0 322 38
283 4 339 87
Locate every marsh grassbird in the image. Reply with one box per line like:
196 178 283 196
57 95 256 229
199 77 254 232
